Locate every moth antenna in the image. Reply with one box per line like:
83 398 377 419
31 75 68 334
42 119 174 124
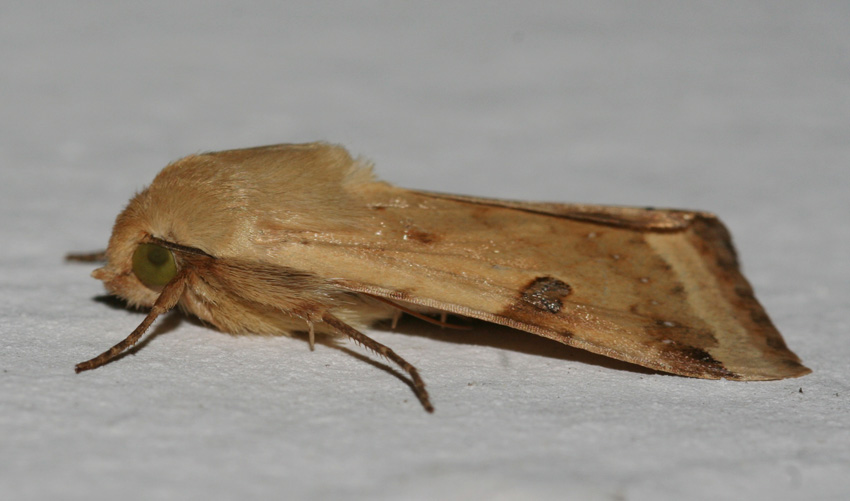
321 312 433 413
66 250 107 263
75 270 188 372
369 295 470 330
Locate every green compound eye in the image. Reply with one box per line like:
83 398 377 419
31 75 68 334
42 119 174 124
132 243 177 288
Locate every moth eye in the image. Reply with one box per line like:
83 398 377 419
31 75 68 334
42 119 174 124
132 243 177 287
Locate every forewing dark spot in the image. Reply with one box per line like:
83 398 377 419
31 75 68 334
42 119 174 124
404 228 438 244
521 276 572 313
662 343 737 379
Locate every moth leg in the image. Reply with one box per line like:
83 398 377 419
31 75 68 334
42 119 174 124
307 321 316 351
75 270 188 372
66 250 107 263
369 295 470 330
321 312 434 413
391 309 402 329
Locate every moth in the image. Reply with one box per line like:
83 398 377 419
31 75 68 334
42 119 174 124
69 142 810 412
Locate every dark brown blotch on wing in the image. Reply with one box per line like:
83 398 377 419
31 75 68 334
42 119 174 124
404 227 439 244
662 343 738 379
520 276 572 314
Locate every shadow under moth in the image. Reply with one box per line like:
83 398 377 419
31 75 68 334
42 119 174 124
68 142 810 412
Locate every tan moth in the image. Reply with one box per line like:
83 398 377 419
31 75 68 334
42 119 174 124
69 142 810 412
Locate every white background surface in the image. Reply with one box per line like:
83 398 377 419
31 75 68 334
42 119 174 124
2 1 849 500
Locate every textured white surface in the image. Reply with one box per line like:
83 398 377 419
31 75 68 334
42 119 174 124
2 1 849 500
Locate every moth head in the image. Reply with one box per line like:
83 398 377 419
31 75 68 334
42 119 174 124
91 192 188 308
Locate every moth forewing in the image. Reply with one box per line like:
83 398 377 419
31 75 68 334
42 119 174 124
71 142 810 413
